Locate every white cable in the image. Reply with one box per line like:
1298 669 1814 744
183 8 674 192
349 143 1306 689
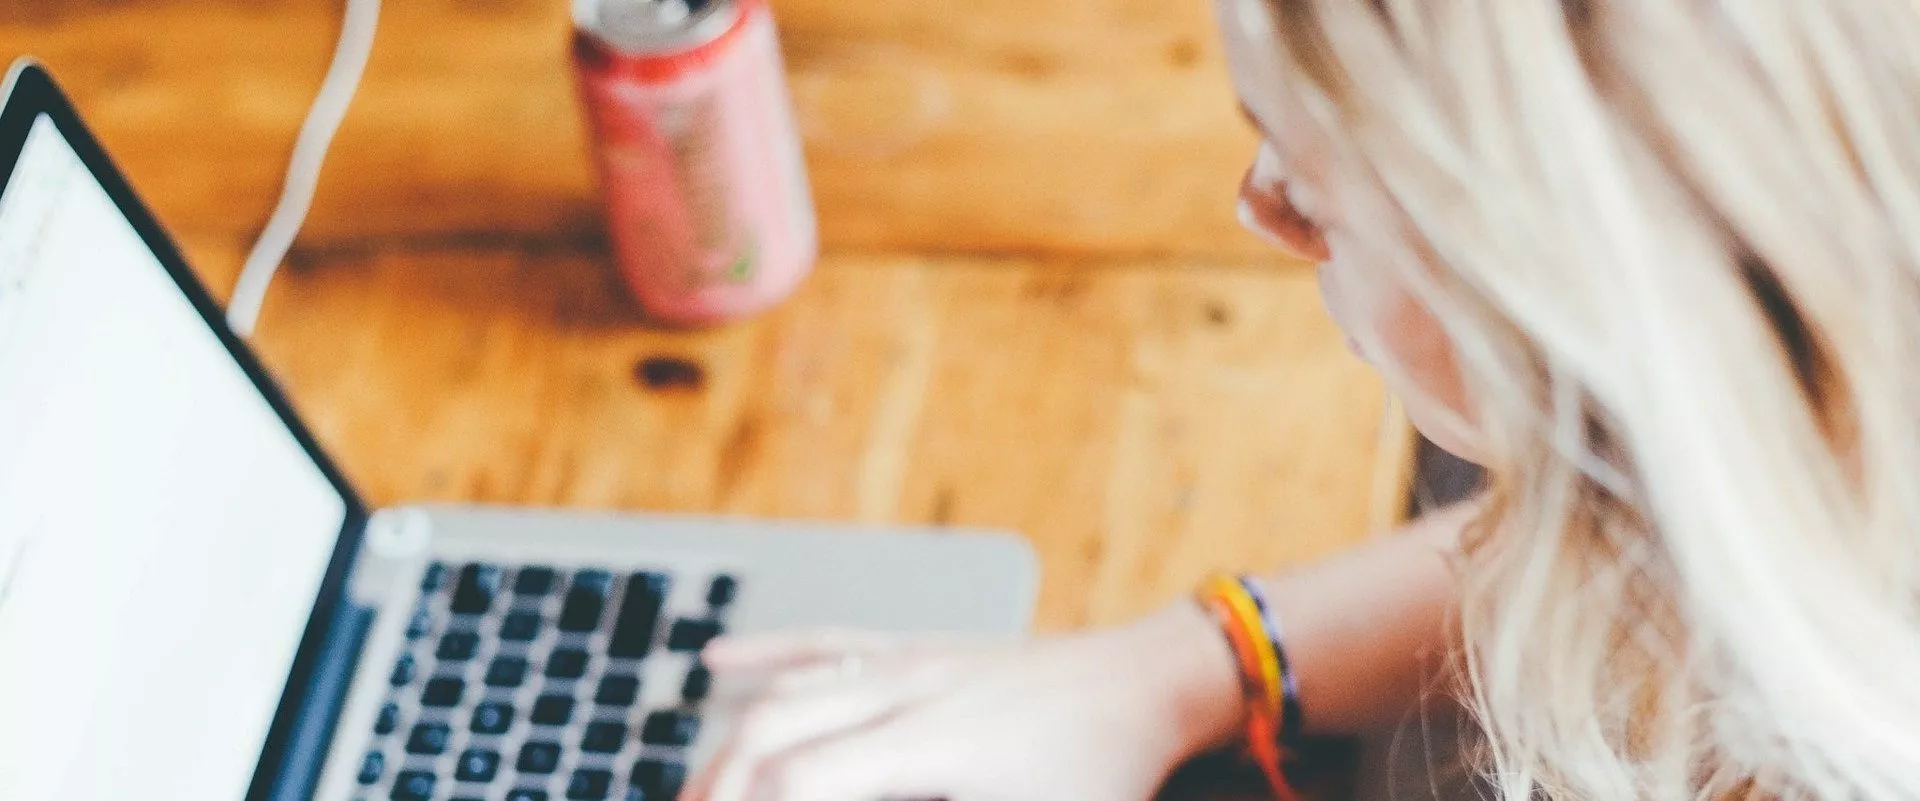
227 0 381 338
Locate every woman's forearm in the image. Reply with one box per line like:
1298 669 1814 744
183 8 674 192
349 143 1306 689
1256 500 1473 735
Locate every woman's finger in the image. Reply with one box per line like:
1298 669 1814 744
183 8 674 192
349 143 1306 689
704 629 981 674
756 650 916 697
700 628 901 672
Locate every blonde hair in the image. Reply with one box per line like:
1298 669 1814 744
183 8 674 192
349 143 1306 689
1241 1 1920 797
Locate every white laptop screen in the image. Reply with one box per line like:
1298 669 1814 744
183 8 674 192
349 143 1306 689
0 113 351 801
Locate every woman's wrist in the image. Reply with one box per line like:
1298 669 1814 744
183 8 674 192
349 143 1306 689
1126 601 1252 760
1244 505 1470 736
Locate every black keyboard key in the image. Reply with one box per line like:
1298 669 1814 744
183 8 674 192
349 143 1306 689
486 656 529 687
629 758 686 798
406 606 433 641
374 702 400 735
421 562 446 593
506 792 548 801
595 674 639 707
516 741 562 774
545 647 590 679
666 618 723 652
487 656 526 687
389 654 417 687
356 751 385 785
450 563 504 615
515 566 557 596
640 711 698 747
391 771 435 801
455 748 501 782
580 721 626 753
421 677 465 707
471 701 514 735
437 630 480 661
531 694 575 726
706 574 738 607
567 769 613 800
500 611 542 642
558 570 612 631
406 723 450 755
682 664 712 703
606 572 669 658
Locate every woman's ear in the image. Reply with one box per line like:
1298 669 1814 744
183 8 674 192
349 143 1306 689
1237 145 1330 263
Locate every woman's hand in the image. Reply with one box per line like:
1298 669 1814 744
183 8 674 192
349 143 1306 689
682 604 1246 801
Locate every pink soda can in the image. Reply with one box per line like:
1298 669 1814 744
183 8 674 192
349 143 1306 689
572 0 819 325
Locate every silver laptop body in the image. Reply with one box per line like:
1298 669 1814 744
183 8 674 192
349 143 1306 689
0 58 1037 801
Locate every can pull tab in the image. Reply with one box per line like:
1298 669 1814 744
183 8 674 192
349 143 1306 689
655 0 692 25
668 0 725 19
577 0 732 51
596 0 691 31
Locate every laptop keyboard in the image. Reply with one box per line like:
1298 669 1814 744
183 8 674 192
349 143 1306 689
355 561 738 801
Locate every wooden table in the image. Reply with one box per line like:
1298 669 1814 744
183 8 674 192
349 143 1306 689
4 4 1400 789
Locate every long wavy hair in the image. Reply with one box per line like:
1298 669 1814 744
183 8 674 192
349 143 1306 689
1237 1 1920 797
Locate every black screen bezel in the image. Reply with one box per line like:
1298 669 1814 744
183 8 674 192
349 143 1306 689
0 59 372 801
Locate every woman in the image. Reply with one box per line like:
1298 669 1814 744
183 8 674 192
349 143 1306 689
686 1 1920 798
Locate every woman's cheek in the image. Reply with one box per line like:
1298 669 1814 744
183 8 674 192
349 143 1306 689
1384 296 1487 463
1316 255 1488 464
1317 261 1372 363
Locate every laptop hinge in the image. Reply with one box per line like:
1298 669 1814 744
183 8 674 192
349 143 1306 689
267 601 375 801
269 509 434 801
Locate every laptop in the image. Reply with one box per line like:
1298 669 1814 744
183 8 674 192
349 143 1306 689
0 59 1038 801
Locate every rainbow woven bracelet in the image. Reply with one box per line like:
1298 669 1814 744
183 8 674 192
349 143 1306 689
1236 576 1304 748
1195 575 1302 801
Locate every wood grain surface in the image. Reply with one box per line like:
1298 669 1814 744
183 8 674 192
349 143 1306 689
4 0 1271 259
4 0 1405 793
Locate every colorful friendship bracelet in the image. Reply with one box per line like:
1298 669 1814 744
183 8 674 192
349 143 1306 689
1194 575 1303 801
1195 589 1291 800
1236 576 1305 747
